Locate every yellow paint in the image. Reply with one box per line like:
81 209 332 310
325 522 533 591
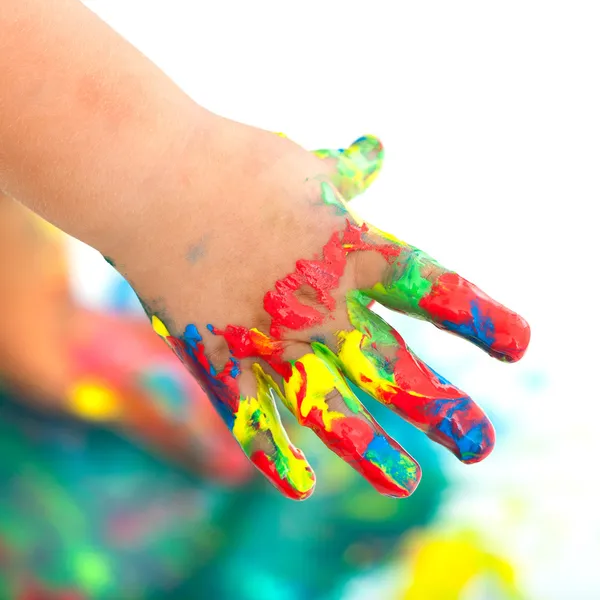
337 329 398 397
369 222 407 246
152 315 170 338
312 134 384 201
338 329 426 401
284 353 347 430
232 364 314 495
343 135 382 184
368 281 390 298
68 381 121 421
247 327 281 357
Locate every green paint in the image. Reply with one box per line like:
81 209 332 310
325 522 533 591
249 408 262 431
273 447 293 481
346 292 397 347
340 136 384 183
320 181 348 215
314 134 384 201
365 445 419 489
365 249 439 315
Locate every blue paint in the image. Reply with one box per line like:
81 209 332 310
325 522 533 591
364 434 413 486
210 395 235 431
447 420 487 462
179 324 235 430
230 358 241 379
470 300 496 345
383 357 394 375
431 396 470 417
442 299 495 350
183 324 203 344
433 397 490 461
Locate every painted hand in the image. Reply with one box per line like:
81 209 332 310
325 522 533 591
107 125 530 500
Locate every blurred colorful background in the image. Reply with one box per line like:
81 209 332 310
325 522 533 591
1 1 597 599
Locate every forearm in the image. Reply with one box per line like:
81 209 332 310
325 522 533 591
0 0 217 252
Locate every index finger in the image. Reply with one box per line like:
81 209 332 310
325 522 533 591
360 232 530 362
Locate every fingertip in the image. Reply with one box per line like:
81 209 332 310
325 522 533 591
397 460 422 498
440 416 496 464
276 476 316 501
286 449 317 500
367 458 422 498
418 273 531 364
492 314 531 363
459 422 496 464
290 479 317 501
338 134 385 197
251 449 316 501
347 134 384 158
407 461 423 496
361 435 422 498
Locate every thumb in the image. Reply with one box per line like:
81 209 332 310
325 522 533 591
313 134 385 200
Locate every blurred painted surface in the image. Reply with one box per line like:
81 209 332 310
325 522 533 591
0 378 446 599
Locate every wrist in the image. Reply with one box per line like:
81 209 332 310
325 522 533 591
88 106 225 260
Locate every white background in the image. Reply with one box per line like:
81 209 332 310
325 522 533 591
75 2 600 598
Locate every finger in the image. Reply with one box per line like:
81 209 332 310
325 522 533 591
358 232 530 362
339 292 495 463
151 316 315 500
237 363 316 499
280 344 421 497
312 134 385 200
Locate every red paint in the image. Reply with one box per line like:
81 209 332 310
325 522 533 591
265 222 400 338
419 272 531 362
165 213 530 497
166 335 241 414
329 415 375 455
251 450 314 500
387 328 464 400
208 325 291 378
293 361 308 408
357 457 420 497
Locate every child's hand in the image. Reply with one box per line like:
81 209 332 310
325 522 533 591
105 123 530 500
